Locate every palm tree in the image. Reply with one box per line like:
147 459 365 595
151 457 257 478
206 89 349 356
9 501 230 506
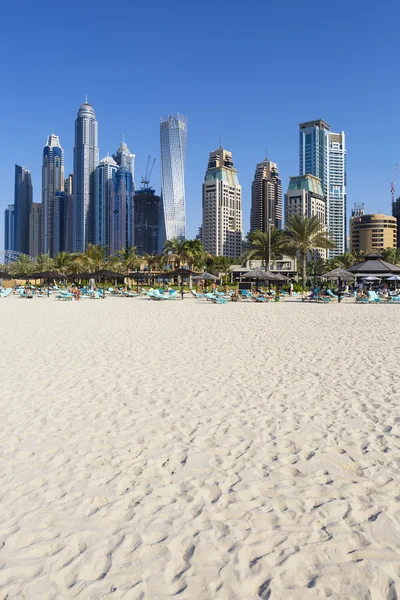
284 215 335 289
82 244 108 272
35 253 54 271
307 258 326 278
184 239 204 270
243 228 287 269
8 254 35 277
116 246 140 276
213 256 233 282
381 247 400 265
53 251 74 276
162 238 188 269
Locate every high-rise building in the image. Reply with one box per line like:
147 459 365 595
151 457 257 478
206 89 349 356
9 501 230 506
159 114 187 250
299 120 346 257
110 166 134 255
73 100 99 252
352 202 365 218
53 192 73 253
94 157 118 247
42 134 64 256
202 147 242 258
64 173 73 196
392 197 400 247
250 158 282 232
4 205 15 252
29 203 42 257
14 165 33 255
350 214 397 253
285 174 327 259
113 139 135 179
133 185 160 255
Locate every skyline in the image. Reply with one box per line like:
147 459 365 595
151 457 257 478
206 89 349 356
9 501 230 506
1 0 399 250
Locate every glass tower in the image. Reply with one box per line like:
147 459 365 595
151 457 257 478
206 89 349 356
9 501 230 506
94 157 118 248
42 134 64 256
73 101 99 252
299 120 346 256
159 114 187 250
14 165 33 255
4 205 15 252
110 166 134 255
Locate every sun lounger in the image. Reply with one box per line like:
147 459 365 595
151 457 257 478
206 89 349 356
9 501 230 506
212 297 228 304
0 289 12 298
327 289 338 300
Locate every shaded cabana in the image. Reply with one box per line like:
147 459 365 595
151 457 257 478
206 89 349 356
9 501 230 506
322 268 354 302
242 268 279 290
347 253 400 276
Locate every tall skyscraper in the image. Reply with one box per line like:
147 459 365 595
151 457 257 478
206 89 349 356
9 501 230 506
53 192 73 253
29 203 42 257
299 120 346 257
159 114 187 250
14 165 33 255
250 158 282 232
94 156 118 247
113 139 135 179
202 147 242 258
284 174 327 259
134 184 160 255
4 205 15 252
109 166 134 255
64 173 73 196
392 196 400 247
42 134 64 256
73 100 99 251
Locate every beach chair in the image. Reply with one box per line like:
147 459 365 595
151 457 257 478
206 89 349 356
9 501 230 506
250 294 268 302
327 289 338 300
367 291 385 303
212 297 228 304
0 288 12 298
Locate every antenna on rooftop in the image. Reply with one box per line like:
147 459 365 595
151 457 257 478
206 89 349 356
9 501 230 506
85 94 88 103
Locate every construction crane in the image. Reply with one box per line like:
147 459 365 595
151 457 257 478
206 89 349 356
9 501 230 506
141 155 156 189
391 164 398 207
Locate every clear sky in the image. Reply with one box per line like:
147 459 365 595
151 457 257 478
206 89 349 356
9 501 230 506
1 0 399 250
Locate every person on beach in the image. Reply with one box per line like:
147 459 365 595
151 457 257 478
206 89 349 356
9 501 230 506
289 281 293 296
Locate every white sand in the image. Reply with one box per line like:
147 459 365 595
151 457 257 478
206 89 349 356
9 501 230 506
1 296 400 599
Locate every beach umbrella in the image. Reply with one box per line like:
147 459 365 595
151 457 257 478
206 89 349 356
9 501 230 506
129 272 151 293
242 268 278 290
322 268 354 303
362 276 380 281
159 268 197 299
192 271 218 293
0 271 13 280
386 275 400 281
28 270 61 297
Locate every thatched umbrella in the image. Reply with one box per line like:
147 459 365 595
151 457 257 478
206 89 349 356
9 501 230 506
27 270 62 297
159 268 197 299
322 267 354 303
129 272 151 293
0 271 13 280
192 271 218 292
242 268 278 290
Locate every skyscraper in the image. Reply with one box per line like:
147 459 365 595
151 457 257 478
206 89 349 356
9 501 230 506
53 192 73 253
109 166 134 254
113 139 135 179
94 156 118 247
202 147 242 258
392 197 400 247
299 119 346 257
42 134 64 256
159 114 187 250
134 186 160 255
250 158 282 232
284 174 327 260
4 205 15 252
14 165 33 255
29 203 42 257
73 100 99 252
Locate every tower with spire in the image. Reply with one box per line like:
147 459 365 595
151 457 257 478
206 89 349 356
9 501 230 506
73 99 99 251
42 134 64 256
250 157 282 233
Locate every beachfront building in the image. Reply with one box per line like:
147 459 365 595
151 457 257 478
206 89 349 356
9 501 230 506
159 114 187 251
393 196 400 247
250 158 282 232
42 134 64 256
4 205 15 252
285 174 327 259
53 192 73 253
94 157 118 247
133 187 160 255
202 147 242 258
73 100 99 252
14 165 33 255
350 214 397 254
109 166 134 255
29 203 42 257
299 120 346 257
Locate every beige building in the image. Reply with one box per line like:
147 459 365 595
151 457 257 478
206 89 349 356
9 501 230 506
350 214 397 253
284 174 327 259
202 147 242 258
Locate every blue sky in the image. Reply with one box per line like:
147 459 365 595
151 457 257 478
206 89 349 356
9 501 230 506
0 0 399 250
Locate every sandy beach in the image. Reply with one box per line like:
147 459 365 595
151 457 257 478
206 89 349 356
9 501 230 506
1 296 400 599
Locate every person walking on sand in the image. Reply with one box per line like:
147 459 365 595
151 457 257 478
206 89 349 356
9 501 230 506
289 281 293 296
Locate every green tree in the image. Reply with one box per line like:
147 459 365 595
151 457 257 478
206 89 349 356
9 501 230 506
162 238 189 269
213 256 233 282
381 247 400 265
35 253 54 271
8 254 35 277
284 215 335 289
242 228 287 269
53 251 74 276
82 244 109 272
307 258 326 278
184 239 204 270
116 246 140 275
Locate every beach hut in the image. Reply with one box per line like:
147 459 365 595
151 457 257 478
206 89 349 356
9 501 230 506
347 253 400 276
